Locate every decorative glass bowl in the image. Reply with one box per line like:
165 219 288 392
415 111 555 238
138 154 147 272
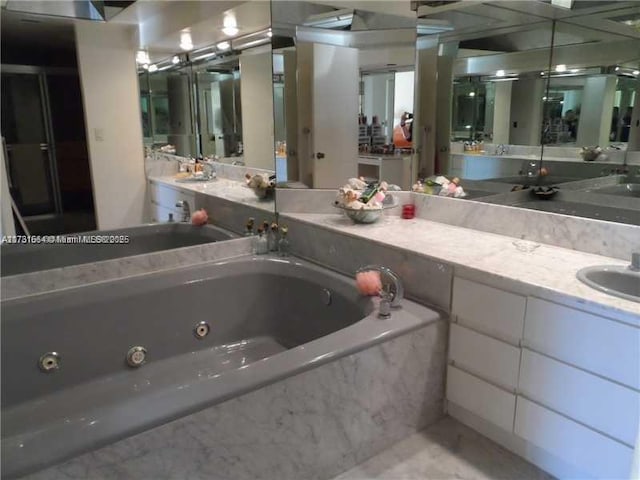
333 200 397 224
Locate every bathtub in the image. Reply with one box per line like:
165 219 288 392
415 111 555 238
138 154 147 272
1 256 445 479
1 223 235 277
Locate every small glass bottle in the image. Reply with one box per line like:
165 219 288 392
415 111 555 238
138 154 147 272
268 222 279 252
278 226 290 257
245 217 255 237
256 227 268 255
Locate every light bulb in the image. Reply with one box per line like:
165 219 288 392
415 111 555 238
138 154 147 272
555 64 567 72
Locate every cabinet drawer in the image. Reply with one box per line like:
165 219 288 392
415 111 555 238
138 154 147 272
452 277 526 344
515 397 634 480
449 323 521 390
446 365 516 432
149 181 195 209
524 297 640 390
519 349 639 446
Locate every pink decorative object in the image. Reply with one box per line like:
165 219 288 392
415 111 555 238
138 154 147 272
191 209 208 226
374 191 386 204
355 270 382 296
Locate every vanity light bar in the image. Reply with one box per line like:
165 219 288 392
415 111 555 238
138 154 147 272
231 28 272 51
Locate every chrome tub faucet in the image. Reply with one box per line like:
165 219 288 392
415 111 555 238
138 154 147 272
356 265 404 318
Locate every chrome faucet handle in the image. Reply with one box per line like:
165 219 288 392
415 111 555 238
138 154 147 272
356 265 404 308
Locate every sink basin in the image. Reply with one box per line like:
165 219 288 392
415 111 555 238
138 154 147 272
589 183 640 197
577 266 640 303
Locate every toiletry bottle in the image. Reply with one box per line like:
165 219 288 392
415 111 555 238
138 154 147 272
245 217 255 236
256 227 268 254
268 222 279 251
278 226 290 257
359 182 380 204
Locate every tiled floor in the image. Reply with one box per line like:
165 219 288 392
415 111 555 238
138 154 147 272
332 416 554 480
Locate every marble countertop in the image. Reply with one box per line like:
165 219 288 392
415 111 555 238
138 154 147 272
282 211 640 323
149 175 274 212
450 152 616 164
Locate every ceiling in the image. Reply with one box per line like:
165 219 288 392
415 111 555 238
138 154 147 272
1 0 638 62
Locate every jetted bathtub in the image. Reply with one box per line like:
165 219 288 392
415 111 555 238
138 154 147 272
0 223 236 277
1 256 444 479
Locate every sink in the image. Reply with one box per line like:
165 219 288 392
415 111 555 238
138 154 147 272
576 266 640 303
589 183 640 197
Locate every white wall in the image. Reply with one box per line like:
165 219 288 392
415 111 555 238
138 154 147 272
75 22 146 229
510 78 544 146
240 49 275 170
493 81 513 144
576 75 617 147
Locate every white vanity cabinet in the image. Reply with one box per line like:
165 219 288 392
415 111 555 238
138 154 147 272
447 276 639 479
148 180 195 223
448 277 525 433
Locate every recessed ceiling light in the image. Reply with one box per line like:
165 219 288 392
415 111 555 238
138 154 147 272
172 56 180 64
465 125 471 129
634 70 640 75
615 66 620 71
468 92 475 97
216 41 230 51
570 69 580 73
222 26 239 36
540 71 546 76
223 14 238 37
496 70 506 77
180 31 193 51
555 64 567 72
148 64 158 73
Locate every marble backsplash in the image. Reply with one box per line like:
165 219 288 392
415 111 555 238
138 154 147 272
276 189 638 261
281 215 452 312
1 237 253 300
412 194 639 261
24 321 447 480
146 153 274 182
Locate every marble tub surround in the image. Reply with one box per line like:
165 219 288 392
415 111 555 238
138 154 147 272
281 213 639 322
333 416 553 480
196 191 276 235
280 215 452 312
22 317 447 480
276 188 411 215
411 193 639 261
1 236 253 300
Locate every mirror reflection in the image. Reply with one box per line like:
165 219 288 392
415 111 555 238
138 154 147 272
271 0 416 190
140 61 198 158
193 57 243 159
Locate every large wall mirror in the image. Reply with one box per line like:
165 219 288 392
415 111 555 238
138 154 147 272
271 0 416 191
413 1 639 225
139 59 198 158
138 0 276 222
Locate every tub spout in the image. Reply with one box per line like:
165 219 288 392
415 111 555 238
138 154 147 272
356 265 404 309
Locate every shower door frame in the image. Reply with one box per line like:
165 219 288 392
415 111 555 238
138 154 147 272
1 64 70 224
